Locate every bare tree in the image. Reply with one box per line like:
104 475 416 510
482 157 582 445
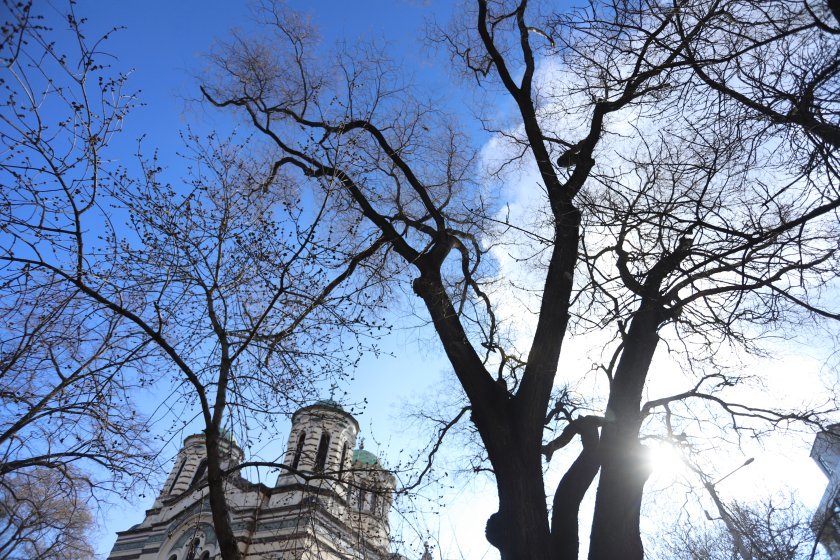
0 467 96 560
672 0 840 153
0 1 154 552
108 133 386 557
201 1 839 559
0 275 153 491
656 495 824 560
0 3 387 558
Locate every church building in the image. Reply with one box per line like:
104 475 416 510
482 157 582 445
107 401 396 560
812 424 840 558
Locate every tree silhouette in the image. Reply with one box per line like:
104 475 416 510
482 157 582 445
202 1 839 559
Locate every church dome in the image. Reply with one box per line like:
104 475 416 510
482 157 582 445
312 398 344 410
352 448 379 466
220 427 237 444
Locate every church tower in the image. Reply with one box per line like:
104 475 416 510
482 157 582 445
154 433 243 507
270 399 395 553
276 399 359 488
346 445 396 550
108 401 397 560
812 424 840 556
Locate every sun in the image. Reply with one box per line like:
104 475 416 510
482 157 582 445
647 441 687 478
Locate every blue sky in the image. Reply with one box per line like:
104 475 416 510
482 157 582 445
80 1 463 155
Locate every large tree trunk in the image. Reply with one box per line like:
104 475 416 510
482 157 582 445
483 207 582 560
587 426 650 560
588 304 662 560
550 419 601 560
486 447 553 560
205 429 242 560
413 271 553 560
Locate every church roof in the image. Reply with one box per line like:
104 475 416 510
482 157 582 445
313 398 344 410
292 399 360 431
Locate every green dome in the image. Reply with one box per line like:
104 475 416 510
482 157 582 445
352 448 379 466
313 398 344 411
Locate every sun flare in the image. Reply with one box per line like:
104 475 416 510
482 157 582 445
647 442 687 478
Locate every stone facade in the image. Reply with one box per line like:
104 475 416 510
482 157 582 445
812 424 840 558
108 401 396 560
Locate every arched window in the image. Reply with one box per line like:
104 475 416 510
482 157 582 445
338 443 349 479
370 491 379 514
191 459 207 487
199 553 210 560
291 431 306 470
168 556 177 560
356 488 366 511
167 459 186 494
314 432 330 472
